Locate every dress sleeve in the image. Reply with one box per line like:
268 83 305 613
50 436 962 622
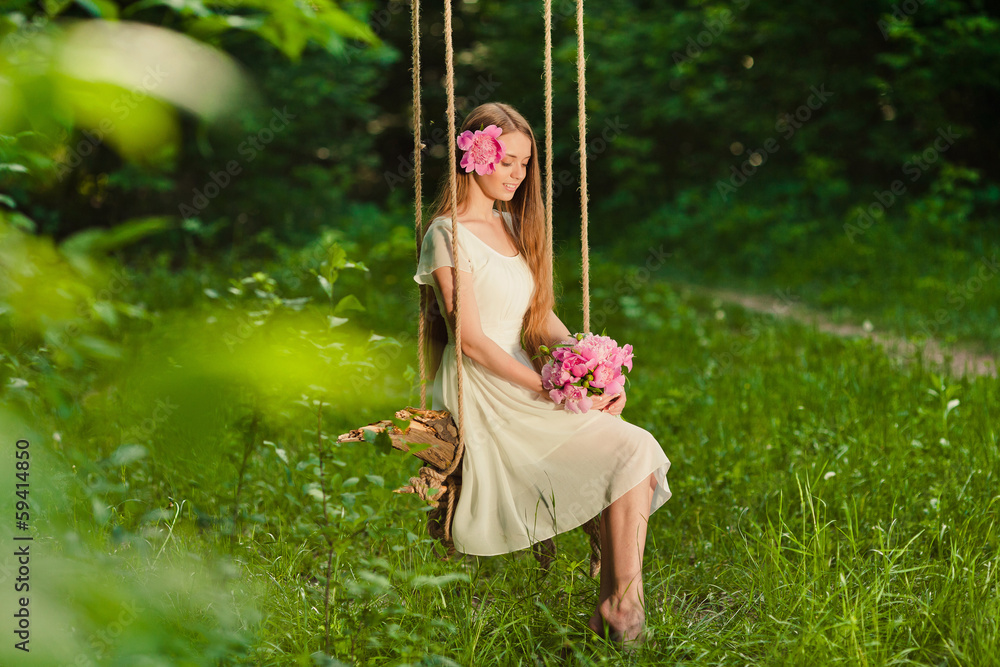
501 210 513 229
413 219 474 286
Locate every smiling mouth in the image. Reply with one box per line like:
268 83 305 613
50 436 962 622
503 183 518 192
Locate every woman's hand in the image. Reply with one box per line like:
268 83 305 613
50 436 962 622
590 389 626 416
533 373 552 402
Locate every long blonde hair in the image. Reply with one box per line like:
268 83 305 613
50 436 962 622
420 101 553 379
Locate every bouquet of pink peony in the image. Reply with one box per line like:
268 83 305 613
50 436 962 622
535 332 634 414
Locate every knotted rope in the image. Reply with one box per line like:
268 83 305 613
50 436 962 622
544 0 554 270
576 0 590 334
413 0 427 410
441 0 466 491
574 0 602 578
410 0 466 546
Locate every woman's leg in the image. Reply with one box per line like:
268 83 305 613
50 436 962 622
595 472 655 643
588 512 615 633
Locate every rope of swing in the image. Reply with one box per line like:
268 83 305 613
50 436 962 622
572 0 601 574
395 0 467 544
441 0 466 490
576 0 589 333
544 0 553 270
410 0 465 543
413 0 426 411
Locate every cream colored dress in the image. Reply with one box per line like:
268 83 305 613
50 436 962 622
413 212 672 556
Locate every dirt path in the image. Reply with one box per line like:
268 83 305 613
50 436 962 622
675 281 998 379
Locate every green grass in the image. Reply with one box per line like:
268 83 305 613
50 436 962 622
2 245 998 666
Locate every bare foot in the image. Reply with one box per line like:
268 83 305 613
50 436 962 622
598 597 646 648
587 607 606 636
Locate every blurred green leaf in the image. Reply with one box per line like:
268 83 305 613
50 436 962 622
60 216 173 256
108 444 147 466
409 573 471 588
74 0 120 19
333 294 364 316
317 274 333 298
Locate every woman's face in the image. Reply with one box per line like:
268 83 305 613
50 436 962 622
473 130 531 202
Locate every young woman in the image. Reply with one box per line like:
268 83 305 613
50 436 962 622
413 101 671 646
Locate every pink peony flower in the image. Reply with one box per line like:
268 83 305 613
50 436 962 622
602 375 626 397
588 364 618 389
457 124 506 175
551 346 573 362
562 385 593 414
560 351 597 377
541 361 571 390
535 331 634 414
619 343 634 372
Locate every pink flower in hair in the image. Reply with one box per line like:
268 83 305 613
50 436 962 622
457 124 506 175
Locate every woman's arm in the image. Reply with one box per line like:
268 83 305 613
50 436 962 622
544 309 576 347
432 266 547 396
